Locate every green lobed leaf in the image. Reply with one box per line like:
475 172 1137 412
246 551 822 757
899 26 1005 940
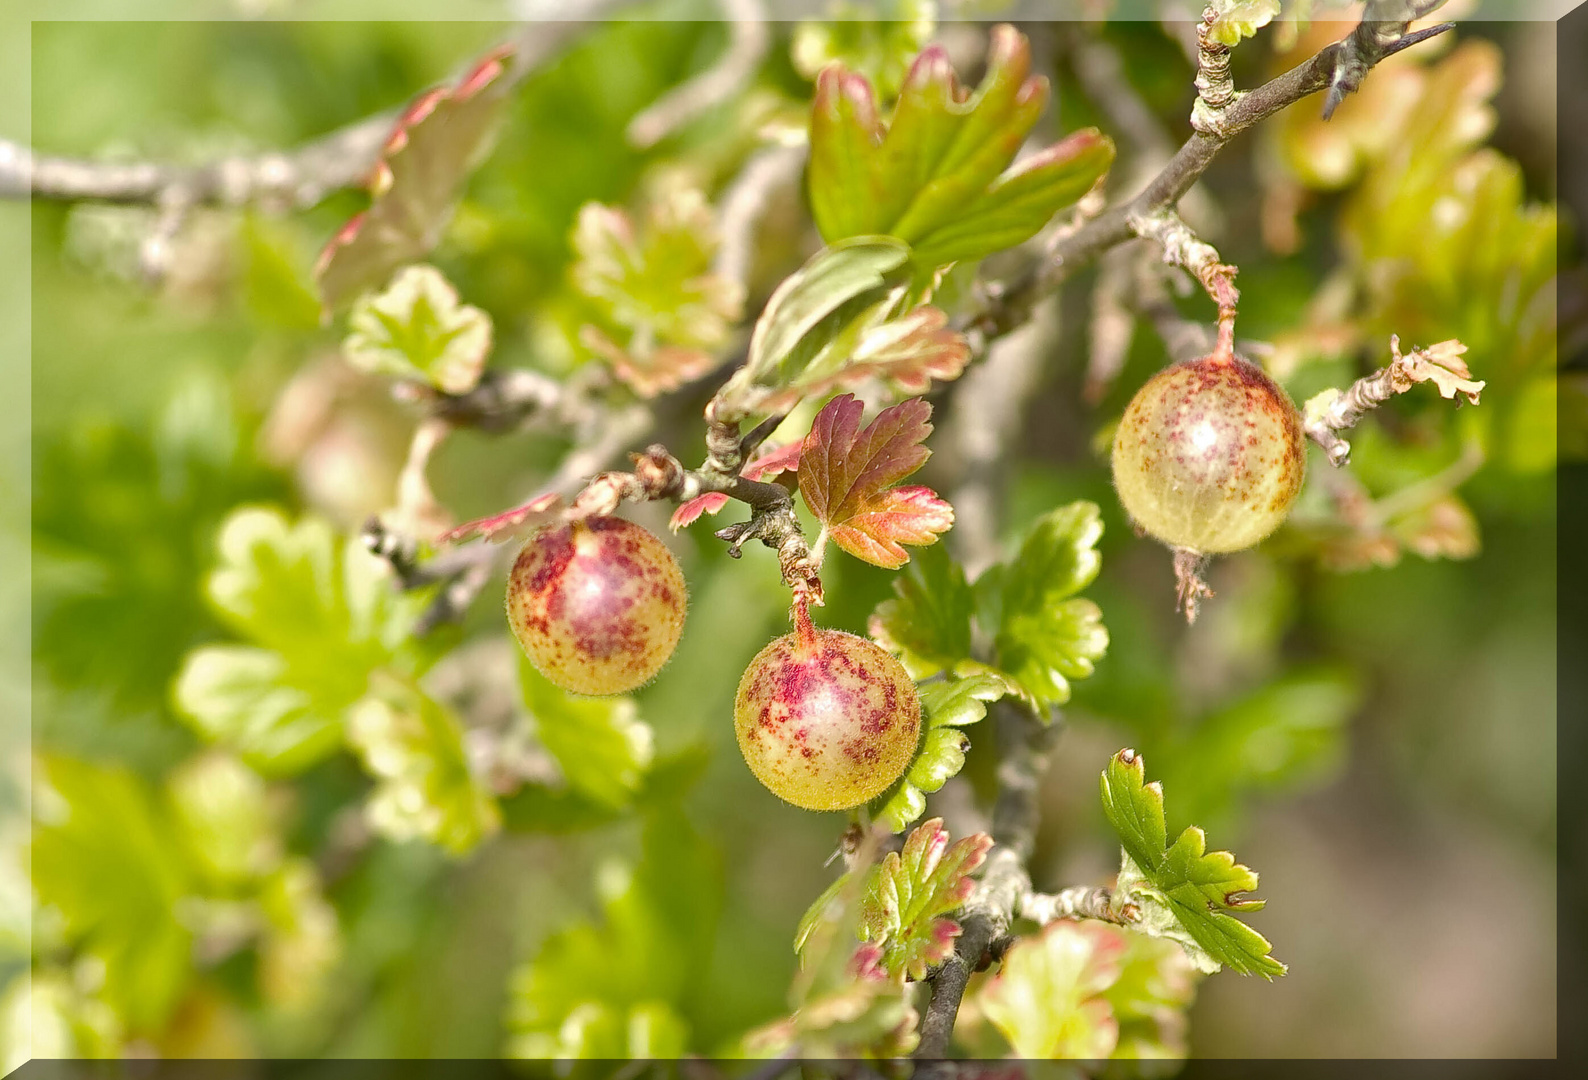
518 657 655 812
856 818 992 981
991 501 1110 713
869 671 1007 832
808 25 1113 269
866 542 974 679
345 679 501 856
978 920 1125 1059
31 756 195 1032
1100 749 1286 979
343 264 493 394
174 506 431 775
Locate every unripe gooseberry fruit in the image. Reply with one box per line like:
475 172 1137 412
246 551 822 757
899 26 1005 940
506 516 687 696
734 613 921 811
1111 354 1305 554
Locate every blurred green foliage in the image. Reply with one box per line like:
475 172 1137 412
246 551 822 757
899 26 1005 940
12 9 1561 1065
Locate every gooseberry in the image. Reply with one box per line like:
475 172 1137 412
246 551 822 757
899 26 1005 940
1111 354 1305 554
734 609 921 811
506 516 687 696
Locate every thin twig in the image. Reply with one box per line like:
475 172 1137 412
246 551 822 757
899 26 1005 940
916 702 1060 1059
968 11 1456 345
1302 336 1482 466
3 12 617 207
1019 885 1139 926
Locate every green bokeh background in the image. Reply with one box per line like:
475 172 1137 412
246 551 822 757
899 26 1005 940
6 6 1562 1062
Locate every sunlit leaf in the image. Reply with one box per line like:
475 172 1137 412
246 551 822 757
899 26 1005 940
343 264 493 394
979 920 1125 1058
346 679 500 855
808 25 1113 268
798 394 952 569
1100 749 1286 979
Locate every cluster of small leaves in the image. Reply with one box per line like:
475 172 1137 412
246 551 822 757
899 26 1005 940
342 264 492 395
871 502 1110 713
170 506 667 854
30 752 341 1042
798 394 953 569
711 238 968 424
316 43 518 312
794 819 988 983
1271 35 1561 477
853 818 992 981
976 921 1197 1060
808 25 1114 270
568 181 745 396
504 810 721 1059
1100 749 1286 979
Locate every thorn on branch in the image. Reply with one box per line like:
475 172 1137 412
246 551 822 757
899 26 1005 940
1323 3 1456 120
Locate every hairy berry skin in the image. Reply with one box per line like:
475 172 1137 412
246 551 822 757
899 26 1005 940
734 616 921 811
1111 355 1305 554
506 517 686 695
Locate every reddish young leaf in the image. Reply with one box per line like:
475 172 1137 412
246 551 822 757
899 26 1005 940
668 442 804 533
798 395 954 568
437 491 562 545
315 44 518 314
669 493 729 532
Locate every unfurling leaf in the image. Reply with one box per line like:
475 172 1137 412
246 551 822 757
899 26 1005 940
978 920 1125 1059
808 25 1113 268
316 44 518 312
570 185 744 397
713 237 969 421
343 264 492 394
1100 749 1286 979
798 394 952 568
856 819 991 981
1206 0 1281 47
